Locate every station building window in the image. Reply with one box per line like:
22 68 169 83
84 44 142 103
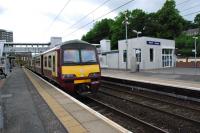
150 48 154 62
123 50 127 62
48 55 52 68
135 49 141 62
162 49 173 67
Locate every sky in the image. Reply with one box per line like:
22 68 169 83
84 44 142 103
0 0 199 43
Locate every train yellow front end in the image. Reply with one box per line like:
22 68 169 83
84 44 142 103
59 40 101 94
61 64 100 93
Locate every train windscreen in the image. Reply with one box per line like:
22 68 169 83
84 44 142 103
81 50 97 63
63 50 80 63
63 49 97 64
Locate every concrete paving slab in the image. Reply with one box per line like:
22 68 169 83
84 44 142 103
71 110 98 123
63 103 84 112
57 98 74 104
83 119 120 133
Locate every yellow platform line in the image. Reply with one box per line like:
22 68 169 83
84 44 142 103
24 69 87 133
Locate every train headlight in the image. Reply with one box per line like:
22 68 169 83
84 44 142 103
89 72 100 78
62 74 76 79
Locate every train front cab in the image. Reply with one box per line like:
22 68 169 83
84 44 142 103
59 42 101 93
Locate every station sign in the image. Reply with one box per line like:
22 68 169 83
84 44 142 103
146 41 160 45
192 49 196 53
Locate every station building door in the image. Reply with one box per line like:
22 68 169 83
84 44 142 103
162 49 173 68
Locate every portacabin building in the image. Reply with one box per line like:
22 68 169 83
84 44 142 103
99 36 175 70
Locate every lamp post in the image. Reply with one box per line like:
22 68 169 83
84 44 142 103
122 11 129 70
193 37 198 68
133 30 142 38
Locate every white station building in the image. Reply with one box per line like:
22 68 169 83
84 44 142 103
98 36 175 71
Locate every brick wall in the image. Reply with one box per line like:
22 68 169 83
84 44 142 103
176 61 200 68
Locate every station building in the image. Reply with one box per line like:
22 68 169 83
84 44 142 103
99 37 175 70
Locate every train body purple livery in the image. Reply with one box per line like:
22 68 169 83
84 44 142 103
28 40 101 93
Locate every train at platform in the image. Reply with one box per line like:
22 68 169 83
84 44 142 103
28 40 101 94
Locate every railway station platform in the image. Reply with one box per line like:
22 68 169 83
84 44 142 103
101 68 200 93
101 68 200 102
0 68 130 133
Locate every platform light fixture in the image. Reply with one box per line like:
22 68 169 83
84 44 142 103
133 30 142 38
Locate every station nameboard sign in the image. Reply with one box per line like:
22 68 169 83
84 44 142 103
146 41 160 45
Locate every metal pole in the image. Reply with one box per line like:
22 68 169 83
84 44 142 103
125 21 128 70
195 38 197 68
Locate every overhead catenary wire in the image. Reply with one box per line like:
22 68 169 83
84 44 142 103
63 0 135 38
48 0 71 29
180 3 200 13
66 0 112 30
182 10 200 16
176 0 191 6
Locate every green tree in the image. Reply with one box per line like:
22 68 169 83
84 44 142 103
143 13 161 37
111 9 147 49
110 10 131 49
157 0 185 39
175 34 200 57
194 14 200 27
81 18 113 44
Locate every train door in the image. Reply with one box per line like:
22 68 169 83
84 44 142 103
52 52 58 77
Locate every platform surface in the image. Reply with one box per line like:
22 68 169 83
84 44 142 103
101 68 200 91
24 68 128 133
0 68 67 133
0 67 129 133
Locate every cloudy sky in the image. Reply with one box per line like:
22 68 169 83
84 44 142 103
0 0 199 43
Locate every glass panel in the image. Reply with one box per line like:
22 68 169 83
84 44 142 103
81 50 96 63
135 49 141 62
123 50 127 62
48 56 51 68
150 48 153 62
63 50 80 63
53 56 55 72
44 57 47 67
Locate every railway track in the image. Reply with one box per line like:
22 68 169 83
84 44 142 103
78 95 168 133
101 80 200 114
98 80 200 132
29 69 200 132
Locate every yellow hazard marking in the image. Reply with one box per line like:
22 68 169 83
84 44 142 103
24 69 87 133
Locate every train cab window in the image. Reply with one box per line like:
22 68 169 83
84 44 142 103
81 50 96 63
44 56 47 67
63 50 80 63
48 55 52 68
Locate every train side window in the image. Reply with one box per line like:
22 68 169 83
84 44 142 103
48 55 52 68
44 56 47 67
53 55 55 72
